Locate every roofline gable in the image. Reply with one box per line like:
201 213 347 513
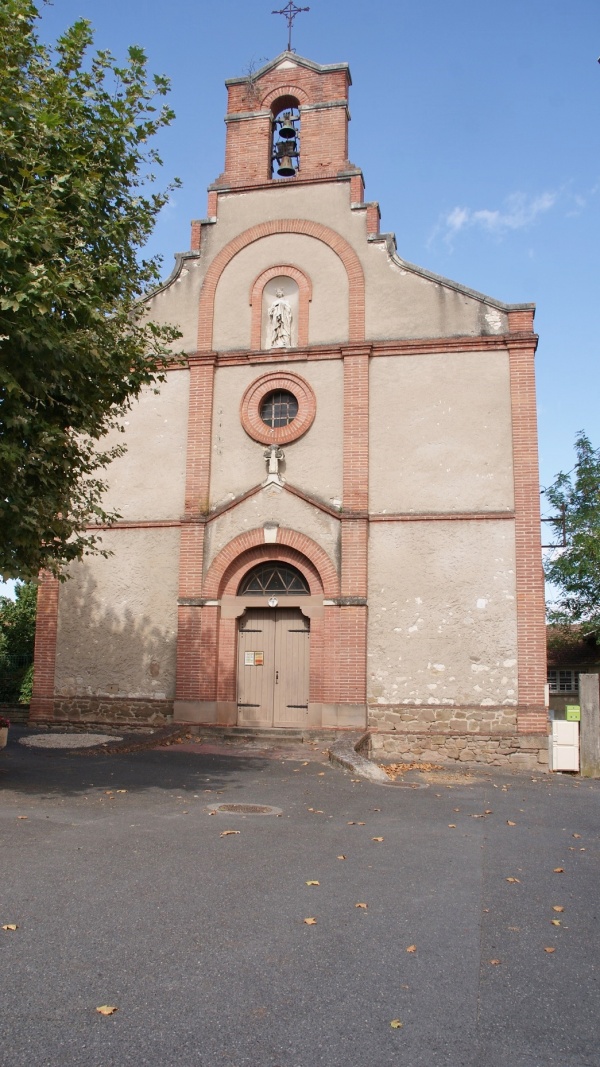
225 51 351 87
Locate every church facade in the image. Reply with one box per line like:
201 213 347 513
30 52 548 767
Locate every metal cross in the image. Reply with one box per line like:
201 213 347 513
272 1 310 52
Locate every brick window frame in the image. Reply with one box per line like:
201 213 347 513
240 371 316 445
249 265 312 350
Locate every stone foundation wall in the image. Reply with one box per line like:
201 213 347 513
368 704 549 768
369 730 548 769
48 697 173 728
369 704 518 734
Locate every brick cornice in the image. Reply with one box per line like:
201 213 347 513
178 332 539 371
209 172 363 195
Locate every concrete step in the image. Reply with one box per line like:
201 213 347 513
180 723 358 746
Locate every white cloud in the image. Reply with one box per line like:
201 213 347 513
434 190 558 246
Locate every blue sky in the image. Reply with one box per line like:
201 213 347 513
2 0 598 594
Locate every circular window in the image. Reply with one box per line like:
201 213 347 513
240 372 316 445
260 390 298 429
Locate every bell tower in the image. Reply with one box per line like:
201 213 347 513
210 52 364 196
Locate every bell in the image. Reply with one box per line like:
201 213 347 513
278 113 296 139
276 155 296 177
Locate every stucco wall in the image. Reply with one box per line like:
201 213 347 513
210 359 344 506
204 488 340 574
367 519 518 706
54 527 180 700
201 183 509 343
212 233 348 350
369 351 514 514
98 372 189 521
145 256 205 353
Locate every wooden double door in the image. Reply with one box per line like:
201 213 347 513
237 608 310 728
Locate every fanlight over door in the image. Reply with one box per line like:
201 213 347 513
238 562 310 596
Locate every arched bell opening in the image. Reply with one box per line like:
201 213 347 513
271 96 301 178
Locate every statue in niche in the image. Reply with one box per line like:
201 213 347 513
268 288 293 348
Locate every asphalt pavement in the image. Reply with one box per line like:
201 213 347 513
1 733 599 1067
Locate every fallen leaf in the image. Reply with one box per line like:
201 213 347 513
357 822 366 826
96 1005 118 1015
317 772 325 776
553 906 564 913
551 920 561 926
453 808 461 812
2 924 18 931
355 903 368 909
553 868 564 873
220 830 240 837
390 1020 403 1029
305 880 320 886
337 855 346 860
116 790 127 794
372 837 384 842
301 761 309 766
17 816 27 820
104 791 113 795
347 821 356 825
303 917 317 925
507 821 516 826
506 877 521 884
406 945 417 953
351 779 361 783
448 824 456 828
572 833 581 839
544 947 556 954
489 959 501 965
307 807 314 812
485 809 493 815
313 810 324 814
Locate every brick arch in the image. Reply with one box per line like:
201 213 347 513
197 219 365 351
203 528 339 599
260 84 310 110
222 546 322 598
249 264 312 350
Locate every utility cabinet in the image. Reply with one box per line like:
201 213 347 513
550 720 580 772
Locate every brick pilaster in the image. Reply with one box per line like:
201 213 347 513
508 339 547 732
176 357 216 702
337 347 370 706
29 575 59 721
190 220 202 252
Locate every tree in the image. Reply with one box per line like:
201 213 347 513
0 1 181 581
544 431 600 636
0 581 37 702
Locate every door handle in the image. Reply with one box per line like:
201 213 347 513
275 671 279 684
